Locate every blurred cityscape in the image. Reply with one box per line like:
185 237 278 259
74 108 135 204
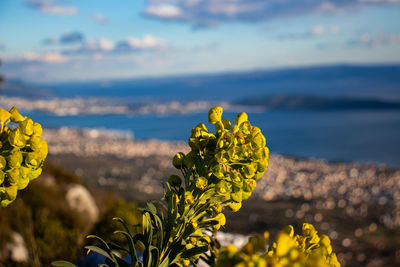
41 127 400 266
0 95 232 116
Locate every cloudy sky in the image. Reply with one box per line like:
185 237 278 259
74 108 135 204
0 0 399 82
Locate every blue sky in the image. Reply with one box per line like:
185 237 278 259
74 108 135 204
0 0 399 82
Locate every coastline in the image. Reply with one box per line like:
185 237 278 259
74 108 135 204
43 127 400 226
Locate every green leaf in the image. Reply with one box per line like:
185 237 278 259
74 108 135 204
132 233 145 244
85 236 118 264
159 256 170 267
143 246 152 267
113 217 132 236
150 246 160 267
85 246 115 263
181 246 209 259
51 261 78 267
108 242 129 253
146 202 157 215
114 230 138 266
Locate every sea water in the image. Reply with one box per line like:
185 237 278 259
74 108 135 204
28 109 400 168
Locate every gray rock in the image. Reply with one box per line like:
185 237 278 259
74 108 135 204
4 232 29 262
66 184 99 224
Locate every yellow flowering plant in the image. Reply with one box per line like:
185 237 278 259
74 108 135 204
53 106 270 267
52 106 340 267
0 107 48 207
215 223 340 267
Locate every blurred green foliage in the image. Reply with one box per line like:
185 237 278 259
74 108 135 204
0 162 141 266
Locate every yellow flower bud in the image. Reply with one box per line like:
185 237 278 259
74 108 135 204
282 225 294 238
24 152 41 168
18 118 34 136
215 180 231 196
211 164 225 179
241 191 252 200
29 136 43 151
213 203 223 213
38 140 48 159
183 151 196 169
243 164 256 179
1 186 16 207
221 118 231 130
251 132 266 149
182 259 190 267
215 213 226 226
7 150 23 169
185 192 194 205
208 106 223 124
263 232 270 240
215 120 225 135
226 244 238 253
0 156 6 170
168 175 182 187
275 232 297 257
242 179 256 192
288 248 299 261
0 108 11 127
9 107 25 123
5 185 18 201
215 151 229 164
231 188 242 203
319 234 332 254
17 175 29 190
172 152 185 169
203 236 211 243
195 176 208 190
227 202 242 212
196 123 208 132
190 219 198 228
302 223 316 238
7 168 20 185
8 128 26 148
32 122 43 137
329 253 340 267
234 112 248 126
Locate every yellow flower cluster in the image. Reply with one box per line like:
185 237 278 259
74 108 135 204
0 107 48 207
216 223 340 267
166 107 269 266
172 106 269 212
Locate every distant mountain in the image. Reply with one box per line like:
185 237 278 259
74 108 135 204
0 79 50 98
236 94 400 111
7 64 400 101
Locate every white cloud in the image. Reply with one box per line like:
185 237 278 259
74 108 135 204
145 4 182 18
349 33 400 46
278 25 340 40
19 52 69 63
25 0 78 16
115 35 167 52
62 35 167 55
143 0 400 27
310 25 325 36
90 13 109 24
80 39 115 53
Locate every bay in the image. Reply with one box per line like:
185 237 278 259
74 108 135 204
29 109 400 168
